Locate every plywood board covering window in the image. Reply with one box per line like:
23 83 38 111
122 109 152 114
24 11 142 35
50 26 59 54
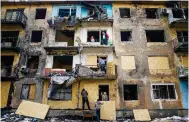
148 57 169 69
86 56 97 66
121 56 136 70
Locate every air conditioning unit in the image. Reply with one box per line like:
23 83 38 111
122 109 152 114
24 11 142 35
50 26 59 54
160 8 168 16
2 42 12 47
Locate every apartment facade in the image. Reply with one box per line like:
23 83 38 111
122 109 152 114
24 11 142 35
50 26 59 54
1 0 188 118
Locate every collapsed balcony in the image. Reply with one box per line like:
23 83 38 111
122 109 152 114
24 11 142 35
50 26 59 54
76 64 117 79
47 8 79 29
80 2 113 22
1 10 27 28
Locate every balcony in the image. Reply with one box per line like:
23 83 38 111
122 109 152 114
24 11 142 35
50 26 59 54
76 64 117 79
1 37 21 51
172 37 188 52
1 12 27 28
167 8 188 28
47 16 80 30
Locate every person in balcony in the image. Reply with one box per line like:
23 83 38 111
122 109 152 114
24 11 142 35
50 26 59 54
102 31 109 45
98 57 106 73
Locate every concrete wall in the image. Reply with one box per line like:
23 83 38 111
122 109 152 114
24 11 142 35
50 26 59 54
113 3 182 109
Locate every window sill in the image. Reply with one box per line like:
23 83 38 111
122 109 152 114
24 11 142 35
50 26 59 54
152 99 177 102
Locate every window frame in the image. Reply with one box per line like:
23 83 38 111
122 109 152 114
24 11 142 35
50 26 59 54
120 30 132 42
119 8 131 18
151 83 177 101
58 8 76 17
20 84 35 100
35 8 47 19
31 30 43 43
48 84 72 101
145 8 160 19
123 84 138 101
87 30 107 43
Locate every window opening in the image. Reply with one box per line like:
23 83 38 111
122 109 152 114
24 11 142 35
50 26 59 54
53 56 73 72
124 85 138 100
99 85 109 101
27 56 39 69
119 8 130 18
172 9 183 18
145 8 159 19
35 8 46 19
31 31 42 43
146 30 165 42
55 30 74 46
121 31 131 42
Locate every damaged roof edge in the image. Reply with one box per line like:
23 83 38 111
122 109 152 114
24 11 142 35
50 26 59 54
1 0 112 4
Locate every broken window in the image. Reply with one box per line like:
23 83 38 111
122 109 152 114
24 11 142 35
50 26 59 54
172 9 183 18
177 31 188 43
49 84 72 100
119 8 130 18
58 8 76 17
121 31 131 42
99 85 109 101
35 8 47 19
27 56 39 69
55 30 74 46
146 30 165 42
5 9 24 20
152 84 176 99
145 8 159 19
124 85 138 100
87 30 107 44
53 56 73 72
1 56 14 76
1 31 19 47
20 84 36 100
31 31 42 43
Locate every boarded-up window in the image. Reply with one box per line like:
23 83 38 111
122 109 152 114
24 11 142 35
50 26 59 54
148 57 169 69
121 56 136 70
20 84 36 100
86 56 97 66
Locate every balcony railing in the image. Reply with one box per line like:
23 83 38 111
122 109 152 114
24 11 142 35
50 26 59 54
172 36 188 52
77 64 117 79
47 16 79 29
1 37 20 48
1 65 13 77
1 12 27 27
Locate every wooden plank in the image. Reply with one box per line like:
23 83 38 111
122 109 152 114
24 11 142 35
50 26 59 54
29 85 36 100
133 109 151 121
100 101 116 120
16 100 50 119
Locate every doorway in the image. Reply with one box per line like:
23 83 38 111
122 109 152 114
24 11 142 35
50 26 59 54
99 85 109 101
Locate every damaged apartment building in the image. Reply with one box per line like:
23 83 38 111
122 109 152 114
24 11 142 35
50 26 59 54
1 0 188 119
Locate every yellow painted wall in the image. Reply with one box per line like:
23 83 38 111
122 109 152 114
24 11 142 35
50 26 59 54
86 56 97 66
148 57 170 69
0 82 11 108
182 56 188 68
28 85 36 100
42 79 116 109
121 56 136 70
113 3 165 8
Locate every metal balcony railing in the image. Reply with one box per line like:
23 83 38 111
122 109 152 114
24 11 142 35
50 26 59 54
1 37 20 48
1 65 13 77
172 36 188 52
1 12 27 27
78 64 117 79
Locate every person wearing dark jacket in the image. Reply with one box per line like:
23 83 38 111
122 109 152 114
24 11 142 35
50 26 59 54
81 88 91 110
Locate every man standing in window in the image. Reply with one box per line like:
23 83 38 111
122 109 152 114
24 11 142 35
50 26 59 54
81 88 91 110
98 57 106 73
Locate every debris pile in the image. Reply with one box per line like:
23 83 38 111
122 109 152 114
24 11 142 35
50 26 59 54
1 112 39 122
151 116 189 122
